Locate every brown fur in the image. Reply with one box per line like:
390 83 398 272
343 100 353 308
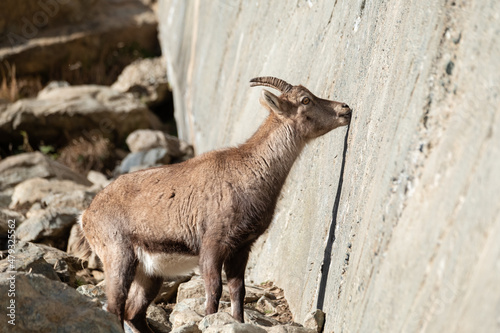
79 77 351 332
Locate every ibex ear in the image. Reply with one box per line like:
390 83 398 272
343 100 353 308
260 90 283 114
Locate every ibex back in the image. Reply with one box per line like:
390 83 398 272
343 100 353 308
79 77 351 332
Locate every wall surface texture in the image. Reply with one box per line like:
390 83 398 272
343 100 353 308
158 1 500 332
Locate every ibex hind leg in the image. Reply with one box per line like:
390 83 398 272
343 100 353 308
124 267 163 333
103 247 137 328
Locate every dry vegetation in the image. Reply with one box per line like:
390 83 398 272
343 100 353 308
57 135 116 175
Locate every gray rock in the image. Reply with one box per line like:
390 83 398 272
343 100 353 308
303 310 325 333
198 312 238 331
0 209 23 233
0 85 162 148
244 308 281 328
147 304 172 333
112 57 170 107
0 242 59 281
0 272 122 332
86 170 112 189
170 301 204 330
265 326 316 333
16 206 79 245
0 152 92 191
256 296 278 316
0 241 81 286
0 0 158 78
154 276 192 304
126 129 194 158
9 177 91 210
205 323 267 333
116 147 171 174
77 283 107 305
177 277 231 304
171 323 202 333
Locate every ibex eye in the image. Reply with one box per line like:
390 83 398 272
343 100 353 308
301 97 310 105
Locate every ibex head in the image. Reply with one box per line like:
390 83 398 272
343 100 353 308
250 76 352 139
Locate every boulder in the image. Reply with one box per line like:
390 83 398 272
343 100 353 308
146 305 172 333
171 323 202 333
16 206 79 247
126 129 193 158
198 312 238 331
0 241 81 286
0 85 162 148
9 177 91 210
0 152 92 190
265 326 316 333
0 0 159 78
154 276 192 304
169 301 204 330
0 272 122 332
115 147 171 174
112 57 170 107
177 276 232 304
303 310 325 333
77 283 107 305
204 323 267 333
0 242 60 281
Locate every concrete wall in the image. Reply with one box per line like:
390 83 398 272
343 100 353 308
158 1 500 332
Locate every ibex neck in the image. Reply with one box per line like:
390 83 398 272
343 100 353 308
241 114 305 188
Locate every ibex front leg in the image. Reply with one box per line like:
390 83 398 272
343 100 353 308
224 245 250 322
200 246 224 315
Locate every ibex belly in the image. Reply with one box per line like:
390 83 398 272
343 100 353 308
136 247 199 277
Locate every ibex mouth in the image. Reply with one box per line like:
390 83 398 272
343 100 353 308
340 107 352 119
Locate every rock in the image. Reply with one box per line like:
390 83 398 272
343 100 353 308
177 278 206 303
116 147 171 174
265 326 316 333
171 323 202 333
0 0 159 78
245 285 276 303
126 129 193 159
16 206 79 247
41 189 95 212
112 57 170 107
0 272 122 332
77 283 107 304
198 312 238 331
169 301 204 330
177 277 230 304
0 152 92 190
0 242 59 281
146 305 172 333
206 323 268 333
0 209 23 232
303 310 325 333
0 241 81 286
9 177 91 210
154 276 192 303
0 191 12 208
87 170 112 189
256 296 278 316
244 308 281 327
0 85 162 148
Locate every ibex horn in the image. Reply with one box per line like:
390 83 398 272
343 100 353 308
250 77 293 93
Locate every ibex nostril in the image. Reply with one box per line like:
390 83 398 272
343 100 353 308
342 103 349 108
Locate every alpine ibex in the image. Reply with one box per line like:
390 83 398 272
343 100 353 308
78 77 351 332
